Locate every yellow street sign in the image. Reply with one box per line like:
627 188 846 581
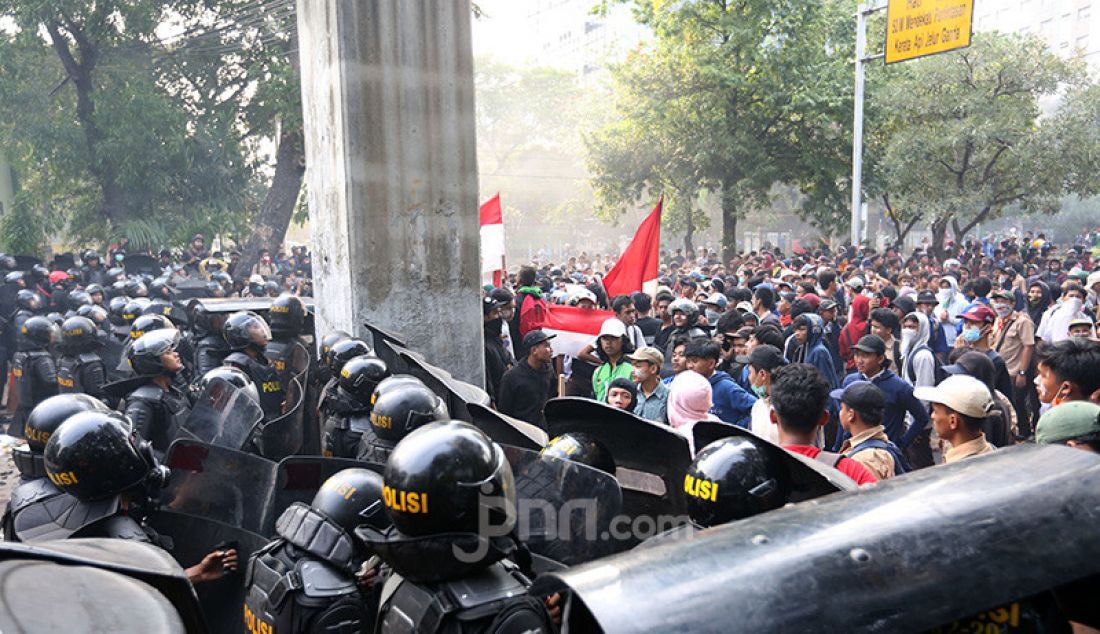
885 0 974 64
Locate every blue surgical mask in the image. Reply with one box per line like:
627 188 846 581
962 327 982 343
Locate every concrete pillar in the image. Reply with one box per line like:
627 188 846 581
297 0 484 386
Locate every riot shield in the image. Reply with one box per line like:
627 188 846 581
12 255 41 272
545 397 693 521
100 335 128 382
124 254 161 277
161 439 278 535
362 320 408 354
145 510 268 634
265 455 385 535
172 277 212 301
692 421 856 502
397 349 490 420
505 445 623 566
467 402 548 450
252 375 304 461
0 538 207 633
179 377 265 452
533 445 1100 634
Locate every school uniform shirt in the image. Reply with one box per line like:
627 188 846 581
943 434 995 463
839 425 896 480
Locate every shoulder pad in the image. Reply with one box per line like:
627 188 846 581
297 559 357 598
78 352 103 364
347 414 373 434
274 503 357 573
224 352 251 367
93 515 153 542
11 446 47 480
129 384 165 402
8 478 62 514
442 562 529 610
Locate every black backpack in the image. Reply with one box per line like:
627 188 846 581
848 437 910 475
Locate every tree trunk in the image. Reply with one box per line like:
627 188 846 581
930 216 950 261
721 187 738 264
235 126 306 280
684 207 695 253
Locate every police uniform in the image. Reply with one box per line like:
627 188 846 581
57 352 107 401
321 402 372 460
13 350 58 433
11 309 34 351
194 333 231 378
123 384 189 454
226 352 285 419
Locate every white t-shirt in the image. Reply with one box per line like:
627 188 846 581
750 398 780 445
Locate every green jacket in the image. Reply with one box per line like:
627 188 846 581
593 360 633 402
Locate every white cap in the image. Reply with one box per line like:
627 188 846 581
914 375 995 419
846 276 864 290
944 258 961 269
598 318 627 338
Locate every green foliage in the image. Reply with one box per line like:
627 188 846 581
865 32 1092 249
0 190 50 255
588 0 856 258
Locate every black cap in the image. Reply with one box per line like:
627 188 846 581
522 330 556 349
916 290 937 305
482 295 505 315
829 381 886 418
852 334 886 356
818 299 838 311
489 287 514 304
735 344 787 371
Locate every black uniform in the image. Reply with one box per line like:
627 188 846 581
12 351 58 434
11 309 35 351
319 388 369 459
193 333 231 378
243 504 375 634
123 383 189 455
225 351 285 420
56 352 107 402
82 265 109 287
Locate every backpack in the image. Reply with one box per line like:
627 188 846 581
905 345 947 386
848 437 910 475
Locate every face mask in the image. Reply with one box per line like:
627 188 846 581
1065 297 1084 313
705 309 721 324
936 289 952 304
993 303 1013 318
900 329 917 348
751 383 768 398
485 317 503 335
962 326 982 343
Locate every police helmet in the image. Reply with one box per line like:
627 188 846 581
328 338 371 375
320 331 351 366
189 301 225 335
82 250 101 264
106 267 126 282
149 278 174 299
76 304 109 325
339 355 390 403
67 290 93 310
541 432 616 475
142 299 175 321
108 296 131 326
128 329 181 376
30 264 48 281
196 366 260 405
25 394 110 453
383 421 514 537
370 384 448 443
685 436 789 528
129 313 173 341
370 375 428 405
111 280 129 297
121 299 150 325
267 294 307 336
85 283 105 298
312 468 389 533
61 316 102 353
5 271 23 285
22 316 58 348
44 411 168 502
668 298 699 321
124 279 148 298
205 281 225 297
223 311 271 351
15 289 42 312
45 312 64 327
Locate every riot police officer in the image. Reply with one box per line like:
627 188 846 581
56 316 108 402
355 381 448 464
12 289 43 351
223 310 285 419
11 316 59 436
194 365 261 405
85 283 106 306
682 435 789 529
359 421 553 633
541 432 617 475
190 301 230 377
244 468 390 634
265 294 310 378
2 394 111 540
316 331 351 385
81 250 109 286
320 355 390 458
107 295 132 341
122 329 190 454
317 337 370 420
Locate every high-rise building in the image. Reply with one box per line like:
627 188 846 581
972 0 1099 68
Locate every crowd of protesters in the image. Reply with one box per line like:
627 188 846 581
484 230 1100 482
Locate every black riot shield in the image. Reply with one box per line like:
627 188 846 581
692 421 856 502
545 397 693 522
362 320 408 357
468 402 548 451
100 335 128 382
505 446 623 566
397 349 490 421
534 445 1100 634
0 538 207 633
13 255 42 272
161 440 278 535
264 455 385 535
124 254 161 277
179 377 265 452
145 511 268 634
252 375 304 461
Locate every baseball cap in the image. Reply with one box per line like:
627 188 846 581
522 330 556 349
701 293 728 309
626 346 664 366
1068 317 1094 329
852 334 886 356
846 277 865 290
1035 401 1100 445
598 318 627 338
959 305 997 324
732 326 754 341
482 295 505 315
829 381 886 417
818 299 838 312
735 301 754 314
913 375 995 419
735 344 787 371
990 289 1015 302
489 287 514 304
916 290 938 305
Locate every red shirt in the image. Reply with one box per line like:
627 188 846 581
782 445 878 486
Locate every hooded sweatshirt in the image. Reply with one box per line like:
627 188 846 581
934 276 970 348
1026 280 1052 328
839 294 870 371
901 312 938 390
1037 296 1088 343
668 370 720 452
705 369 756 429
798 314 839 391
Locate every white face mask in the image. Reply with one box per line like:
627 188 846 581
901 329 917 349
1065 297 1084 313
993 303 1013 318
936 289 952 304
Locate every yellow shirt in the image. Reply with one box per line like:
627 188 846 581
943 434 995 464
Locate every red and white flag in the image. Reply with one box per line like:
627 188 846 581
480 193 506 287
543 304 614 359
602 196 662 298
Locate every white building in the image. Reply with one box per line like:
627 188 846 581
972 0 1099 69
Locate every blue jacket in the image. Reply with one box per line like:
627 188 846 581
841 369 930 449
707 370 756 429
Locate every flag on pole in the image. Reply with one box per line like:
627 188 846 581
543 304 615 359
480 193 505 287
602 196 663 297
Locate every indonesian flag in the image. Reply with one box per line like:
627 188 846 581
544 304 615 359
480 193 505 287
602 196 663 298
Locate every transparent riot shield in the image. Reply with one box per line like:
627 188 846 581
252 375 304 461
467 402 548 450
178 377 265 452
264 455 385 535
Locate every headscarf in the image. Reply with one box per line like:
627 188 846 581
1026 280 1052 328
839 294 870 369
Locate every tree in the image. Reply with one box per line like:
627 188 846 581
867 32 1091 257
588 0 855 262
